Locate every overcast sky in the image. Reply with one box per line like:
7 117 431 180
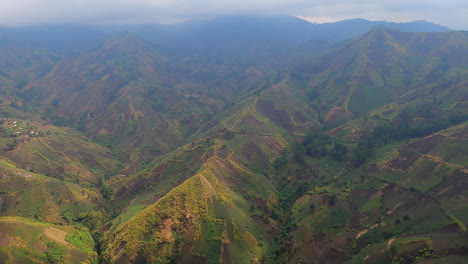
0 0 466 30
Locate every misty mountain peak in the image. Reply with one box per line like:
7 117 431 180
102 32 152 52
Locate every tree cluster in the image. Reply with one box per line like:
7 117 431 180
292 130 348 165
352 112 468 166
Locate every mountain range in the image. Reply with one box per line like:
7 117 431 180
0 16 466 264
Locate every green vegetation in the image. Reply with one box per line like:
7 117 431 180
352 113 468 166
349 85 389 113
294 129 348 163
361 198 381 213
66 228 95 252
0 24 467 264
46 242 67 264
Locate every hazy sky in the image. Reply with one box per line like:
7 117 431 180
0 0 466 29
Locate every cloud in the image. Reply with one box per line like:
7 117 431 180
0 0 466 29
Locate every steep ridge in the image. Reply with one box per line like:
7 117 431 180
101 29 467 263
0 23 466 263
102 81 318 263
308 18 450 41
0 108 119 263
96 16 451 69
105 73 319 215
290 28 468 126
22 33 275 172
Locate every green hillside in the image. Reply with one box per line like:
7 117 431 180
0 217 96 264
0 23 466 263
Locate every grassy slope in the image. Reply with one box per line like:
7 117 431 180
100 30 468 263
22 33 275 172
0 216 96 264
0 156 104 223
290 29 468 127
288 123 468 264
0 107 119 262
102 78 320 263
104 157 274 263
0 111 120 184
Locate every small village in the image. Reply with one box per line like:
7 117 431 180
0 117 47 151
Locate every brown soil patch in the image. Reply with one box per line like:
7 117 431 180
367 163 380 173
44 227 68 245
387 134 446 171
369 190 383 200
306 230 348 263
243 142 267 164
255 100 275 117
150 163 168 177
252 198 268 210
221 242 231 264
78 155 101 169
432 223 461 234
0 236 13 248
251 214 269 226
323 248 346 264
115 253 131 264
188 255 207 264
295 233 317 263
350 189 375 200
401 134 444 154
389 151 420 170
114 186 129 200
240 115 263 128
261 135 285 156
64 164 95 183
332 232 355 251
324 106 342 121
160 219 174 243
324 106 353 127
292 111 308 123
429 169 467 199
217 145 230 159
130 172 159 194
255 100 293 129
213 158 240 179
139 150 162 163
186 146 205 169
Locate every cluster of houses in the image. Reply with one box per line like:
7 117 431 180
1 119 42 138
17 172 33 178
